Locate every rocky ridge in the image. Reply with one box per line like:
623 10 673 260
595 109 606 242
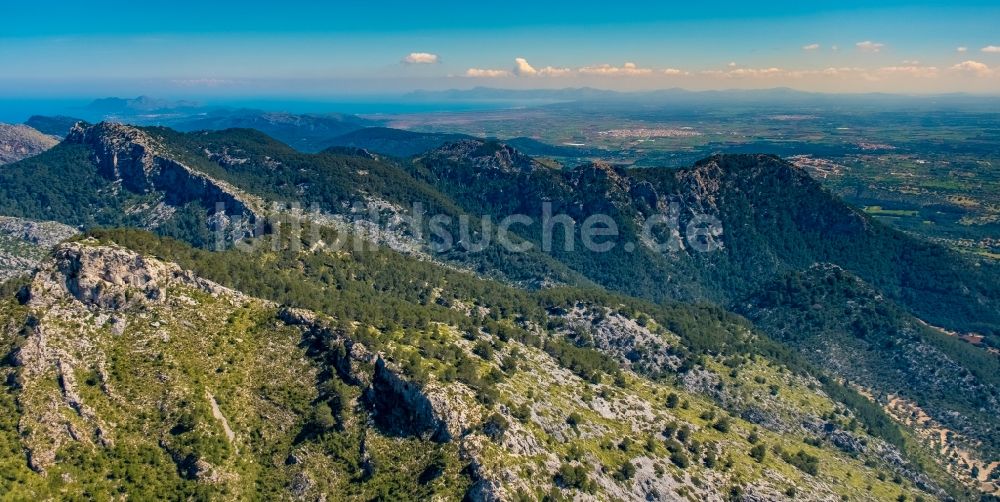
66 122 264 227
0 123 58 165
65 122 266 240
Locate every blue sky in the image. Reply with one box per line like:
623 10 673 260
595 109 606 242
3 1 1000 96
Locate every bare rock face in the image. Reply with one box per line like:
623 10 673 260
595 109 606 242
25 240 242 310
0 123 58 164
367 358 454 441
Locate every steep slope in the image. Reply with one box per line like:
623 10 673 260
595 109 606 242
147 126 589 287
3 125 994 497
0 123 58 164
0 122 265 248
738 264 1000 495
654 154 999 338
0 240 472 499
0 237 941 500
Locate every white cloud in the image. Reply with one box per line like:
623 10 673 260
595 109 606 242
464 68 511 78
508 57 571 76
816 67 865 76
727 61 737 67
402 52 439 64
578 62 653 76
856 41 885 52
513 57 537 76
831 45 839 51
982 46 1000 53
700 67 786 78
468 59 678 78
537 66 573 76
957 46 968 53
802 43 820 51
727 67 785 77
878 65 939 78
950 60 994 77
901 60 920 65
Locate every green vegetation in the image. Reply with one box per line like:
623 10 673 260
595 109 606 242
778 447 820 476
743 265 1000 458
0 119 992 499
864 206 920 217
0 144 141 227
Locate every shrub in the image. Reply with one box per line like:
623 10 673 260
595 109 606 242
676 425 691 443
311 402 336 431
670 450 690 468
781 449 819 476
482 413 509 442
556 463 592 491
663 422 678 439
712 417 731 433
473 340 494 360
615 461 637 481
704 451 718 468
666 393 679 408
512 403 532 423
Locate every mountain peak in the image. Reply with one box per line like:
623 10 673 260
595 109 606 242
26 240 240 310
424 139 539 174
67 121 149 147
685 153 813 193
64 121 264 226
693 153 791 171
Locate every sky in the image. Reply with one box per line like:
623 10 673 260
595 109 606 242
2 0 1000 97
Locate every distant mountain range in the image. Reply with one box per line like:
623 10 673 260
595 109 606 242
26 98 377 152
84 95 202 114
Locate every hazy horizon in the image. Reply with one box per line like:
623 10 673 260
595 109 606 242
4 1 1000 97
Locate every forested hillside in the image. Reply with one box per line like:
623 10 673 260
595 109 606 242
0 124 996 498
